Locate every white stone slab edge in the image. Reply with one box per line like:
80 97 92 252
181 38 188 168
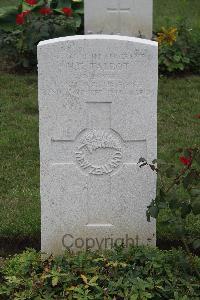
38 35 158 48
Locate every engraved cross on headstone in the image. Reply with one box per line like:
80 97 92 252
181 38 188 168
52 102 146 228
107 0 132 33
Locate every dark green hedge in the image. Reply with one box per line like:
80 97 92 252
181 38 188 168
0 247 199 299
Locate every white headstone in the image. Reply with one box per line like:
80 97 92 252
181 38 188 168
38 35 158 254
85 0 153 39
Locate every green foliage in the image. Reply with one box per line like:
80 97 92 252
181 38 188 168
0 0 83 26
0 247 199 299
0 13 77 69
52 0 84 14
0 1 83 69
188 32 200 74
139 146 200 276
159 45 190 73
157 22 200 75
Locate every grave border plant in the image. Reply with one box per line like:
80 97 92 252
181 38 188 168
138 145 200 278
0 0 84 70
155 21 200 75
0 246 199 299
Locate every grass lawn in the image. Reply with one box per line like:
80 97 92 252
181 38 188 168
154 0 200 31
0 74 40 240
0 74 200 244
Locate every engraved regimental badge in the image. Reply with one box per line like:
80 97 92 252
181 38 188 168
75 129 123 176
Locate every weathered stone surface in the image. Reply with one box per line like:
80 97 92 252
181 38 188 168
85 0 153 39
38 35 158 254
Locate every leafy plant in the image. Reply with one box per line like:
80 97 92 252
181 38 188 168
0 247 199 299
0 1 83 70
158 44 190 73
0 1 83 26
156 22 200 75
0 14 77 69
138 146 200 277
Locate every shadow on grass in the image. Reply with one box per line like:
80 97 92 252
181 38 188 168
0 235 199 257
0 234 40 257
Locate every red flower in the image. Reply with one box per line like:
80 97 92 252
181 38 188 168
25 0 37 5
16 10 30 25
16 13 24 25
62 7 73 17
39 7 52 15
179 156 192 166
194 114 200 119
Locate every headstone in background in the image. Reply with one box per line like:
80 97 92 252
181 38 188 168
38 35 158 254
84 0 153 39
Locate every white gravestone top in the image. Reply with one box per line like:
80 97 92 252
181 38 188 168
38 35 158 254
85 0 153 39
